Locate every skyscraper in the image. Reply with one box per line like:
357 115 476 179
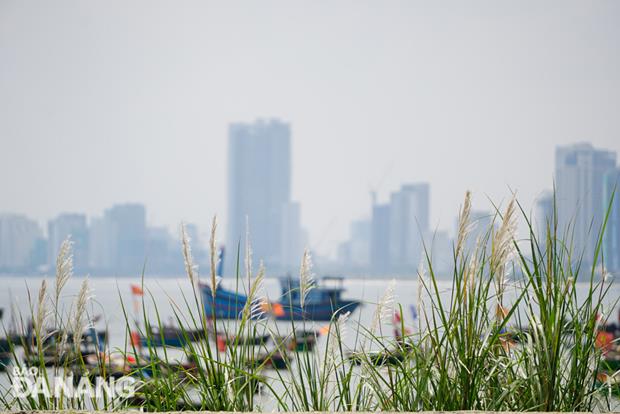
227 119 298 273
555 143 617 270
340 219 371 271
146 226 175 275
0 214 41 271
369 183 430 275
428 230 452 274
88 215 116 274
89 203 146 275
603 167 620 273
106 203 146 274
48 213 89 272
388 183 430 273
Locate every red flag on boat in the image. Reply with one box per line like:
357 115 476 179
130 331 141 347
393 311 402 324
272 302 285 317
130 284 144 296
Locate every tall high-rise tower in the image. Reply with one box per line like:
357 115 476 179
370 183 430 275
227 119 298 273
89 203 146 275
603 167 620 273
0 214 41 271
555 143 617 269
48 213 89 272
388 183 430 273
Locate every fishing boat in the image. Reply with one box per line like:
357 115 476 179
221 332 271 346
200 248 360 321
248 351 289 370
348 346 410 367
202 276 360 321
277 276 361 321
0 339 11 371
133 326 207 348
0 310 11 370
23 327 107 367
273 330 319 352
201 282 251 319
201 249 361 320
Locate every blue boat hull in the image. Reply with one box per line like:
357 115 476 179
140 336 187 348
275 300 360 321
202 285 250 319
201 285 360 321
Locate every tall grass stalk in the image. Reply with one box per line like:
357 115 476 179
1 191 617 412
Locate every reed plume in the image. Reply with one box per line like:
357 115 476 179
463 236 481 306
181 222 198 287
35 279 49 344
209 215 221 299
243 261 266 320
417 261 425 336
72 278 91 351
299 248 314 309
54 237 74 307
370 279 395 337
456 190 473 259
326 311 350 370
491 196 517 312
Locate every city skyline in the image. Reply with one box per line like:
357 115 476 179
3 139 620 276
2 1 620 258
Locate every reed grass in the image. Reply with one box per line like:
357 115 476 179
0 191 617 412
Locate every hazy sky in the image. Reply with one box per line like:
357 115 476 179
1 1 620 257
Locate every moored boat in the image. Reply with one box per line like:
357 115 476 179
132 326 206 348
248 351 289 370
201 275 361 321
23 328 107 367
277 276 361 321
200 248 360 321
0 338 11 371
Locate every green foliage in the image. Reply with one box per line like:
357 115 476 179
1 194 617 411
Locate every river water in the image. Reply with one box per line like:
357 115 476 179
1 274 619 351
1 275 619 410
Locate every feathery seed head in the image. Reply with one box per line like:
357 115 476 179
370 279 396 336
417 261 425 319
55 237 74 303
72 278 91 350
35 279 49 339
299 248 315 309
326 311 350 368
417 262 427 337
463 239 480 305
180 222 199 287
491 197 517 299
456 191 473 259
247 261 266 320
209 216 220 298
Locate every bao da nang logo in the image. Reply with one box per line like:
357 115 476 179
11 367 137 399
